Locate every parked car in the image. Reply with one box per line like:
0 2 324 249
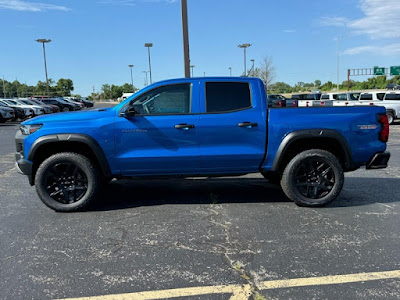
18 99 53 114
29 99 60 113
386 83 400 90
0 105 15 123
0 99 44 116
62 98 84 109
0 100 33 120
295 93 322 107
41 98 78 112
75 98 94 108
267 94 296 108
15 77 390 212
332 92 361 106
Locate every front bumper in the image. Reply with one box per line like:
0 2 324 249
15 131 34 185
366 151 390 169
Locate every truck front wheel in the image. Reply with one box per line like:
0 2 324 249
35 152 100 212
280 149 344 207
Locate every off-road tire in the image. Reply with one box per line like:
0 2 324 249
280 149 344 207
35 152 100 212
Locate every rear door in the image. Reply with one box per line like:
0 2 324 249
197 80 267 173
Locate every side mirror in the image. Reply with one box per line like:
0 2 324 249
121 106 137 118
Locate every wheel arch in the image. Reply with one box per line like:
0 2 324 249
270 129 356 173
29 134 111 185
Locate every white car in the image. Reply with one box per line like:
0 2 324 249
358 91 400 124
331 92 361 106
1 99 44 116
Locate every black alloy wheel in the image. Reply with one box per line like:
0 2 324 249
45 162 88 204
35 152 100 211
280 149 344 207
293 158 335 199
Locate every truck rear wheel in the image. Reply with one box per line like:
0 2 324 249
35 152 100 212
387 112 394 125
280 149 344 207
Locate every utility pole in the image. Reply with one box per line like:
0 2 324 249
238 44 251 76
181 0 191 78
336 36 340 91
35 39 51 96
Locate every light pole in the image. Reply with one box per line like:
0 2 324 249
250 59 255 76
238 43 251 76
229 67 232 77
36 39 51 96
181 0 191 78
142 71 149 86
145 43 153 84
128 64 134 92
190 65 195 77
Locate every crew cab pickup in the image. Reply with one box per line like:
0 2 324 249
15 77 390 211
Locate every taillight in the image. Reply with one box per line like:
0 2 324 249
306 101 309 107
345 102 349 106
370 103 374 106
279 100 282 107
378 114 389 142
293 100 297 107
321 101 325 106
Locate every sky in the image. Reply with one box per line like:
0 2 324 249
0 0 399 96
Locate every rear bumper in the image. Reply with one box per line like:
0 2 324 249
366 151 390 169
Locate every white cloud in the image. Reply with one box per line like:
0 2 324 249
320 0 400 39
343 43 400 56
0 0 69 12
348 0 400 39
283 29 296 33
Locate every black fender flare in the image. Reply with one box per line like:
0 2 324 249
270 129 356 172
28 134 112 178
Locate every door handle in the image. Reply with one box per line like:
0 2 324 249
174 124 195 130
238 122 258 128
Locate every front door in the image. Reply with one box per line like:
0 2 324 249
115 82 200 175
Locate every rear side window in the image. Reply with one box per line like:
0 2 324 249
321 94 329 100
206 82 251 113
377 93 385 100
385 93 400 100
360 94 372 100
337 94 348 101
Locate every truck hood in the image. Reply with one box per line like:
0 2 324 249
22 108 113 125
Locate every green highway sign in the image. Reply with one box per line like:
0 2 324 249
374 66 385 76
390 66 400 76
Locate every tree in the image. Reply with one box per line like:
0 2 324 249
253 56 276 89
270 82 292 93
57 78 74 96
314 80 321 87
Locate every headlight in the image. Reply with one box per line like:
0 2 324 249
20 124 43 135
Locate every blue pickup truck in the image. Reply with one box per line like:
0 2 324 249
15 77 390 211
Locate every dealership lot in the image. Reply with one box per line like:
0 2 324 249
1 106 400 299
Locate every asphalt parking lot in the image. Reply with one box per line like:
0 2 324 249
1 104 400 300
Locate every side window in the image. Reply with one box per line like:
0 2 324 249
350 93 360 100
130 84 191 115
360 94 372 100
337 94 347 101
377 93 385 100
321 94 329 100
332 94 337 100
206 82 251 113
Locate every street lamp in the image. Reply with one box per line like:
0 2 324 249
238 43 251 76
250 59 255 76
181 0 191 78
144 43 153 84
128 64 134 92
190 65 195 77
229 67 232 77
142 71 149 86
35 38 51 96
